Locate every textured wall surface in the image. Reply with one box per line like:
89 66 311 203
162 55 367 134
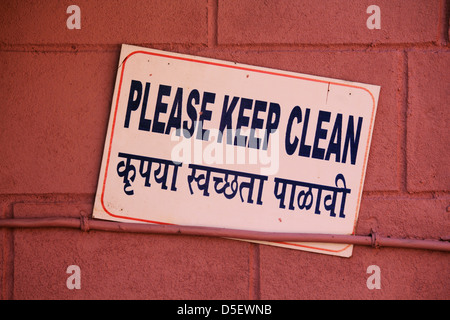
0 0 449 300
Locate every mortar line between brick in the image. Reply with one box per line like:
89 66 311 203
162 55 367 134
363 191 450 200
1 230 5 299
2 202 14 300
249 243 261 300
399 49 409 194
0 193 95 199
1 42 448 53
5 230 14 300
439 0 449 45
0 43 208 53
207 0 218 47
401 50 409 194
213 42 444 50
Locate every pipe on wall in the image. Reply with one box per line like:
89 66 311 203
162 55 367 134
0 217 449 252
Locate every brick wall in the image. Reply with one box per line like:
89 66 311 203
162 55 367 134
0 0 449 300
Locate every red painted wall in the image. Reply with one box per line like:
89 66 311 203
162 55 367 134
0 0 449 300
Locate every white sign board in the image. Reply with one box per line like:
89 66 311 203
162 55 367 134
93 44 380 257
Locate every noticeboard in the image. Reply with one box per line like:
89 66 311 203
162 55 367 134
93 44 380 257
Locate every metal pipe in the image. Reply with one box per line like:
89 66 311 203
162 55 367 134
0 217 449 252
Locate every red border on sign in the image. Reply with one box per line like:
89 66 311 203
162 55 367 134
100 50 377 253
